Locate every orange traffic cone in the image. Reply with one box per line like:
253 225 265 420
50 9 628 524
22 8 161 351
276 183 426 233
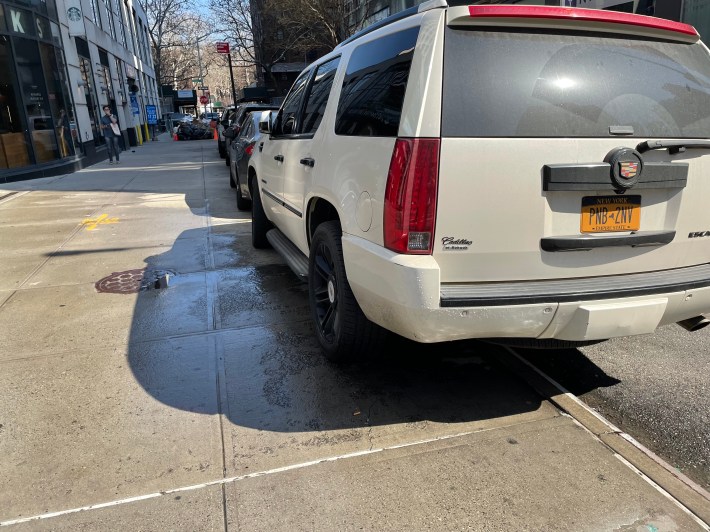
213 128 218 140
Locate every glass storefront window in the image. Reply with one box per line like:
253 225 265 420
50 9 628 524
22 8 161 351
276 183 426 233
1 0 82 174
0 36 31 169
39 42 75 157
53 48 82 154
79 56 103 146
14 36 59 163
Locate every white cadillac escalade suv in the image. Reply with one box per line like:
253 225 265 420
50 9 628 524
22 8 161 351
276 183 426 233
248 1 710 361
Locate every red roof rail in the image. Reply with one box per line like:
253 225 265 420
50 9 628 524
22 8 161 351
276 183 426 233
467 5 698 37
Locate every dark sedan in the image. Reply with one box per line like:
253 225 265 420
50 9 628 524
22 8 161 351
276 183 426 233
228 110 274 210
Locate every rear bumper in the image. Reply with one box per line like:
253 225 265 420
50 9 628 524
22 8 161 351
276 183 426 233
342 234 710 343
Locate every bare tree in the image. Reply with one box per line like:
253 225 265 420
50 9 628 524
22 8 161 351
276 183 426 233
145 0 219 96
209 0 363 96
287 0 351 51
144 0 189 88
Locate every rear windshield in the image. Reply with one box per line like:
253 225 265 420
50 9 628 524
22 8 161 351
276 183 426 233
442 27 710 138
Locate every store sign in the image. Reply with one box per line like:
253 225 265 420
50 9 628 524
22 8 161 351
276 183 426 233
64 0 85 36
176 90 193 99
35 16 50 39
130 94 140 116
7 8 33 35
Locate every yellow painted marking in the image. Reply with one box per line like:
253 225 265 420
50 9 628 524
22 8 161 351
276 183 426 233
81 214 119 231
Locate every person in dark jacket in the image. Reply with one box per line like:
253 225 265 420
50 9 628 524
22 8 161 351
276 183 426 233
100 105 121 164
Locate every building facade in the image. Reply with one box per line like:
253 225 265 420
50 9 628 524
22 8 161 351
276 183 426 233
1 0 159 182
346 0 709 38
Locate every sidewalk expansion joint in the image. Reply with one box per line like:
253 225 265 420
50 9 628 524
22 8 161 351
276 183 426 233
0 419 548 527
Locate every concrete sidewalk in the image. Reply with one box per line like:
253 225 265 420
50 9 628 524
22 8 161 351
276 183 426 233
0 136 707 531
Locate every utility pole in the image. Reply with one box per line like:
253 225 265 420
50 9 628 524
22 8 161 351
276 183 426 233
196 36 205 115
228 51 238 106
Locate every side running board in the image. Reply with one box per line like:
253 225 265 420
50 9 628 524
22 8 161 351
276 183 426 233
266 228 309 280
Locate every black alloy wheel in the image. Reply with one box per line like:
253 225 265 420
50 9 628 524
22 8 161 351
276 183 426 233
308 221 386 362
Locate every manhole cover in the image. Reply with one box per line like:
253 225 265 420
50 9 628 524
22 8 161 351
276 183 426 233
95 269 175 294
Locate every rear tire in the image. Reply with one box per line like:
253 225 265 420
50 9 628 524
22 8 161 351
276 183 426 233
229 166 236 188
251 178 272 249
308 221 387 362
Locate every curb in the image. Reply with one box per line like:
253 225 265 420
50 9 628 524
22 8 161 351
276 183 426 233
498 346 710 528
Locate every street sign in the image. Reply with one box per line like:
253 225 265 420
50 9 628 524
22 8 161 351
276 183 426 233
192 78 202 83
199 95 209 105
198 86 209 91
216 42 230 54
146 104 157 125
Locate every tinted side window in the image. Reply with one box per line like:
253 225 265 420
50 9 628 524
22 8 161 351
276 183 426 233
241 116 254 138
274 73 310 136
335 27 419 137
300 57 340 135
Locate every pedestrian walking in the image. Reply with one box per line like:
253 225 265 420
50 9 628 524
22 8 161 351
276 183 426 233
100 105 121 164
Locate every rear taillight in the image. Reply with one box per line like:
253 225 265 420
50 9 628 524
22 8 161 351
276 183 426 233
245 144 254 157
384 138 439 255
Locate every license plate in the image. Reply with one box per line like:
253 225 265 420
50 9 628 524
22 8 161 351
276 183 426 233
581 195 641 233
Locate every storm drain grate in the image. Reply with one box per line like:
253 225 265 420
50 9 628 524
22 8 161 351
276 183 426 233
95 269 175 294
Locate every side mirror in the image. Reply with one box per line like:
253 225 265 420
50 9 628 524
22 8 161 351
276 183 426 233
259 120 270 134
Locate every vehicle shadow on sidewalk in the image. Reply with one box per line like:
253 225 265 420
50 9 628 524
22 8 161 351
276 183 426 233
124 222 621 434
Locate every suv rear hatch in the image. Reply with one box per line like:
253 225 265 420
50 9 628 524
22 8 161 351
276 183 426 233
434 6 710 285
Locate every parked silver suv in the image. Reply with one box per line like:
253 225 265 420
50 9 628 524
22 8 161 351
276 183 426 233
249 1 710 361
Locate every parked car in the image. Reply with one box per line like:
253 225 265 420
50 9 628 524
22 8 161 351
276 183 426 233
217 105 236 158
223 102 280 167
248 3 710 362
200 112 220 124
226 109 274 210
164 112 193 125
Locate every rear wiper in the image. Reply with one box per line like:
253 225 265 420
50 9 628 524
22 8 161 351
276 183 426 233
637 139 710 154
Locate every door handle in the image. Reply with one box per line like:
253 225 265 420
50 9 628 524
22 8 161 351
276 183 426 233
259 142 264 152
274 154 284 162
299 157 315 168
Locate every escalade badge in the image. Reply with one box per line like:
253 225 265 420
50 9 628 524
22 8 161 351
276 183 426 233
604 147 644 190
